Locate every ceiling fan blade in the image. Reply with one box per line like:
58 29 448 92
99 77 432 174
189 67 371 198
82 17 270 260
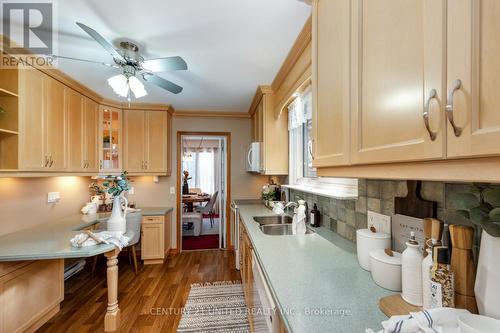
142 56 188 72
76 22 126 63
51 54 120 68
144 74 183 94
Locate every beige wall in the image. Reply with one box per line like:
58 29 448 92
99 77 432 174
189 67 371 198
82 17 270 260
0 176 92 236
128 116 268 248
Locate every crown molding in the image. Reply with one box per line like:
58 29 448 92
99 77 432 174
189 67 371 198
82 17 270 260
248 85 273 116
271 15 312 93
173 109 250 119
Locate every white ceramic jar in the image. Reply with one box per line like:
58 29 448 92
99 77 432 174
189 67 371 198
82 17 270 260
356 229 391 271
369 249 402 291
401 232 423 306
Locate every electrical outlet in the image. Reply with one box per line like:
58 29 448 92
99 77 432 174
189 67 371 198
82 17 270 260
47 192 60 203
170 186 175 194
129 187 135 195
367 211 391 234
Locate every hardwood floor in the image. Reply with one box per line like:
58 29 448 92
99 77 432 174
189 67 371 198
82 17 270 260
37 250 240 333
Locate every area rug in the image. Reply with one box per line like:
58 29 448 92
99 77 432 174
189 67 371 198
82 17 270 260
182 234 219 250
177 281 250 333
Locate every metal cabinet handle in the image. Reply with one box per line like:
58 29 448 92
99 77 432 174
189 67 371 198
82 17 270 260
423 89 438 141
144 160 148 169
445 79 463 137
49 155 53 167
44 155 49 167
99 160 103 169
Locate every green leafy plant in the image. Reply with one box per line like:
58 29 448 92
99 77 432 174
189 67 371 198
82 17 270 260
89 182 105 195
102 171 131 197
451 184 500 237
261 184 276 201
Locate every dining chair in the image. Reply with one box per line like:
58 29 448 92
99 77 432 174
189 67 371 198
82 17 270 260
195 191 218 228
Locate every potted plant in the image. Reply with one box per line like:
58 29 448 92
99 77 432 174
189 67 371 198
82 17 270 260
452 185 500 319
261 185 276 206
102 172 131 233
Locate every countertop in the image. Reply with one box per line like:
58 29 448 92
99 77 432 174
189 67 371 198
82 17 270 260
238 203 390 333
0 206 172 262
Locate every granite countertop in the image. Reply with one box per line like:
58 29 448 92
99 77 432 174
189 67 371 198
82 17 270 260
0 206 172 262
238 203 390 333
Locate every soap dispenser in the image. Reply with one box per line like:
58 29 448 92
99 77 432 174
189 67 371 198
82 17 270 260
402 231 423 306
310 203 320 227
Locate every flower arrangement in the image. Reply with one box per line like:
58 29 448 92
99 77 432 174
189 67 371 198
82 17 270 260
261 184 276 201
102 171 131 197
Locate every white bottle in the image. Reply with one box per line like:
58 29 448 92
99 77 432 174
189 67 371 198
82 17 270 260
422 247 433 309
295 200 307 235
402 231 423 306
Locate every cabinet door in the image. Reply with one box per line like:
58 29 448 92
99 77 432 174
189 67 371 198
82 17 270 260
99 106 122 173
312 0 351 167
84 98 99 172
446 0 500 158
19 67 46 171
66 88 84 171
166 113 172 175
141 221 164 260
145 111 167 173
45 77 67 170
123 110 145 173
350 0 445 164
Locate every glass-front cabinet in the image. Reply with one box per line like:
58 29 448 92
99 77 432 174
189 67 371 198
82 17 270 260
98 105 122 174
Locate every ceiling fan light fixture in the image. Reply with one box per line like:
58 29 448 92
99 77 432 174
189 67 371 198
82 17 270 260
108 74 129 98
129 76 147 98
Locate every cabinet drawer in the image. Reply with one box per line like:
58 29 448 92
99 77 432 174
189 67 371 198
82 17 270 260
142 216 164 224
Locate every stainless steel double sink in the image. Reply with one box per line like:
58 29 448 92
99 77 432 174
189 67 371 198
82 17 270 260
253 215 314 236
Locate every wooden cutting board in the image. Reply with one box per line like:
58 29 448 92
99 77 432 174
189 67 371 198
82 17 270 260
379 294 422 317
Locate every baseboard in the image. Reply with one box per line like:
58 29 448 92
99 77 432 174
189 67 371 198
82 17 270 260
24 304 60 333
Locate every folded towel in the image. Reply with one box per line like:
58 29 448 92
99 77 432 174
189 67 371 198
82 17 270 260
366 308 470 333
70 231 130 250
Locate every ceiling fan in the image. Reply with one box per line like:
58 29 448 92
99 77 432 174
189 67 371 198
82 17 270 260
52 22 187 100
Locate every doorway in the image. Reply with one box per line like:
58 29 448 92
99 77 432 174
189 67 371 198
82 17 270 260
176 132 230 251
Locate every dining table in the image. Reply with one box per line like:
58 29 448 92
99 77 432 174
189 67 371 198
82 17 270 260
182 193 210 212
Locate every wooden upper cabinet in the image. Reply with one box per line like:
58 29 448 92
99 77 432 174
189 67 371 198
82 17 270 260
312 0 351 167
66 88 84 171
19 67 46 171
145 111 168 173
166 113 172 175
446 0 500 158
45 76 67 171
350 0 446 165
99 105 122 173
124 109 169 174
123 110 145 173
83 98 99 172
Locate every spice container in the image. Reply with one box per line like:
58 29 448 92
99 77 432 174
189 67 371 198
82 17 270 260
430 246 455 308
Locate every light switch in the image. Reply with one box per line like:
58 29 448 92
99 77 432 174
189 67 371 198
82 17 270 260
367 211 391 234
170 186 175 194
47 192 60 203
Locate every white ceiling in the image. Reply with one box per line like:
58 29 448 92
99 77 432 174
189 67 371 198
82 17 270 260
33 0 310 111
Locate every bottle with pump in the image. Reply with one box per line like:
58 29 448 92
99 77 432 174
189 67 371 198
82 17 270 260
310 203 320 227
430 246 455 308
422 239 438 309
402 231 423 306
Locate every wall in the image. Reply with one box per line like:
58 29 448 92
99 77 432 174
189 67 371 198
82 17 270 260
0 176 91 236
290 180 500 251
128 116 268 249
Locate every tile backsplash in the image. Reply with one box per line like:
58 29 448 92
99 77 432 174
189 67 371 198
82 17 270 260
289 180 500 245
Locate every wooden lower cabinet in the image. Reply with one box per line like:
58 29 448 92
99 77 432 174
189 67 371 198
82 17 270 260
141 212 172 265
0 259 64 333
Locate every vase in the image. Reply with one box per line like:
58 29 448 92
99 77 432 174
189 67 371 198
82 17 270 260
474 230 500 319
107 195 128 233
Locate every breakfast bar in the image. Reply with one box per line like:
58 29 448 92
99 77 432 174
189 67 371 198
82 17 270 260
0 212 140 332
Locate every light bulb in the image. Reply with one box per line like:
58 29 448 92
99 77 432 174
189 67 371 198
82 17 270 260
107 74 129 97
128 76 147 98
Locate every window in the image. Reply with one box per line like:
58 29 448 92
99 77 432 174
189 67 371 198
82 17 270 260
287 87 358 198
288 87 316 183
